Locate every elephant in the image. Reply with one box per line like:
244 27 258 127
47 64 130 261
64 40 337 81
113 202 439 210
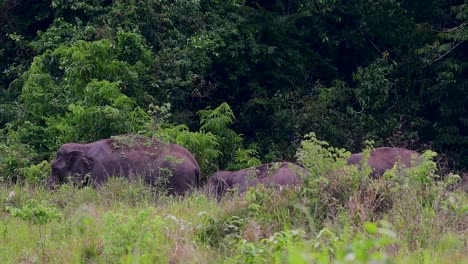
347 147 422 177
207 162 306 198
48 134 200 195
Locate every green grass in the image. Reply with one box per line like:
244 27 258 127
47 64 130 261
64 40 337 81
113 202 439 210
1 176 467 264
1 141 468 263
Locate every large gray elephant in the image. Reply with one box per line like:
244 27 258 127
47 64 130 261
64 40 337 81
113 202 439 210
207 162 306 198
347 147 422 177
49 134 200 195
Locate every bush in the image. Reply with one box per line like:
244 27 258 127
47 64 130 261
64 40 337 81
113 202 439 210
12 31 154 163
22 160 50 184
103 208 167 261
0 129 39 182
295 132 363 227
147 102 260 178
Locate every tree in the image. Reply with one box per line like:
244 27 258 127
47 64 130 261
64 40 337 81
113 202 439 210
9 31 154 159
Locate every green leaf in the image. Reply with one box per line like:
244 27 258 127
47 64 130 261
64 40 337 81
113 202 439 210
364 222 378 235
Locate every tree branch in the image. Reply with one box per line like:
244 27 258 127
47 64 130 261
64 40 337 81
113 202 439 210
431 41 465 64
432 22 467 33
366 37 398 65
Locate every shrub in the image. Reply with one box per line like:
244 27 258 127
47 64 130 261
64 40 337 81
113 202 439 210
103 208 167 261
5 199 62 260
0 129 39 182
147 102 260 178
295 132 362 227
22 160 50 184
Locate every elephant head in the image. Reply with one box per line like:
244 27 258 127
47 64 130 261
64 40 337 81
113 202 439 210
49 144 94 189
206 171 231 199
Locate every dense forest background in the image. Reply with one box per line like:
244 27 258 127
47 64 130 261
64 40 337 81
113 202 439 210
1 0 467 181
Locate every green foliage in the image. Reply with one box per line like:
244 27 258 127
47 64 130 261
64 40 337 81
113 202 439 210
97 178 155 207
294 132 467 249
6 199 61 225
0 172 467 263
29 17 98 54
4 197 62 259
44 80 150 146
295 132 366 227
382 150 441 211
12 31 154 159
244 185 272 217
21 160 51 184
198 102 236 132
103 208 166 261
0 129 38 182
336 221 396 263
0 0 53 90
146 103 221 175
298 80 367 150
197 102 244 167
228 220 397 264
198 102 261 170
147 102 259 177
234 229 306 263
403 1 468 167
230 147 262 171
304 220 397 264
353 58 396 111
2 0 468 169
196 212 245 246
296 132 350 177
1 1 468 260
153 123 220 175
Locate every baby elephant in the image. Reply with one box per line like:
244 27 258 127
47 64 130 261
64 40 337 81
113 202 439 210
347 147 422 177
207 162 306 198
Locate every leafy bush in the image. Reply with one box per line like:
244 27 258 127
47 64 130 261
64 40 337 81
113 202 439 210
197 102 261 170
44 79 150 147
6 199 61 225
21 160 50 184
154 123 221 176
295 132 362 226
103 208 167 261
229 220 397 264
5 199 62 259
13 31 154 160
234 229 305 263
148 102 260 178
0 129 38 182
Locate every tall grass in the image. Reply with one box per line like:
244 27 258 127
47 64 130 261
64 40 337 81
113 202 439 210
1 137 467 263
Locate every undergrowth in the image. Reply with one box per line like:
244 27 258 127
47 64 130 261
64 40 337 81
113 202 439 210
1 135 467 263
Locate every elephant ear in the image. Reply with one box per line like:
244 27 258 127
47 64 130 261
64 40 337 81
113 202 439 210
214 177 229 197
207 175 225 198
69 151 94 170
69 150 84 164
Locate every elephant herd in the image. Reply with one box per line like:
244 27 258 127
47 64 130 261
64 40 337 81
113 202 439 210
49 134 428 197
